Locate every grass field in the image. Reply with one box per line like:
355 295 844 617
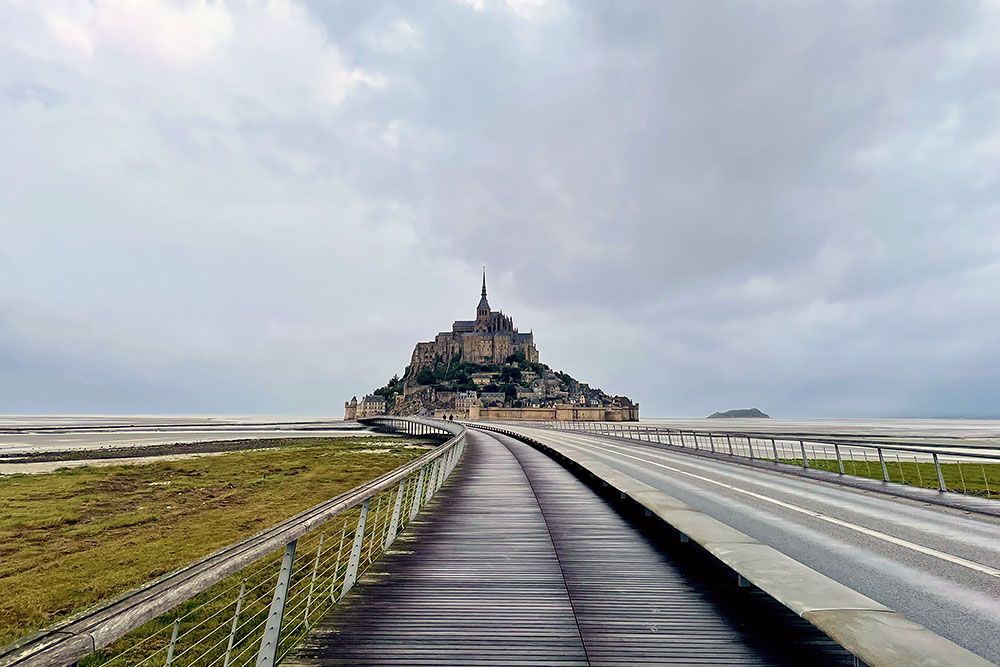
780 456 1000 498
0 437 427 647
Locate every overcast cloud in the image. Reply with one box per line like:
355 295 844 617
2 0 999 417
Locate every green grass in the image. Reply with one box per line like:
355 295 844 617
0 437 427 648
780 456 1000 498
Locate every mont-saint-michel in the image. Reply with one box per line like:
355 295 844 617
345 273 639 421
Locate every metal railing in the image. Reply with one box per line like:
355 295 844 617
0 417 465 667
499 421 1000 500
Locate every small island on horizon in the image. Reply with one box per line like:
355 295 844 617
708 408 770 419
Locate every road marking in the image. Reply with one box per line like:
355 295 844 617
527 430 1000 579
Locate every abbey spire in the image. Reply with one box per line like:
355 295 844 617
477 267 490 319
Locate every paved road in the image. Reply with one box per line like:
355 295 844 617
503 426 1000 664
291 429 851 666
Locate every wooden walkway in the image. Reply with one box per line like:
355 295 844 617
288 430 851 666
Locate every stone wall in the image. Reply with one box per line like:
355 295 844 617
463 404 639 422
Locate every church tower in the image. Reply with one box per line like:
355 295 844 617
476 269 490 321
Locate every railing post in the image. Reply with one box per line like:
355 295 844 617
799 440 809 469
708 434 716 453
933 453 947 492
439 453 450 490
164 618 180 667
771 438 779 463
303 533 324 627
877 448 889 481
425 461 438 503
835 445 845 474
255 539 297 667
222 582 246 667
747 435 754 459
385 482 405 548
434 458 445 493
427 459 441 500
341 501 369 598
330 524 347 601
409 465 426 518
726 434 734 456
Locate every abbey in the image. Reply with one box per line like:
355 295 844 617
409 272 538 372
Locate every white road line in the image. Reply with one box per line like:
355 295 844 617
528 430 1000 579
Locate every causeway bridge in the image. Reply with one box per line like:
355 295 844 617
3 418 998 667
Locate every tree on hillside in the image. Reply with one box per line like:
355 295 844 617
499 366 522 384
415 368 437 385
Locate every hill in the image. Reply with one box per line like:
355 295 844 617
345 273 638 421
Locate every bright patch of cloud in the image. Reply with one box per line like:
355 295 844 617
363 19 422 54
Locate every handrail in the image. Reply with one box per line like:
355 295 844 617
518 421 1000 459
519 421 1000 499
0 417 465 667
571 423 1000 461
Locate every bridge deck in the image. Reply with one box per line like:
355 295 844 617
288 429 850 666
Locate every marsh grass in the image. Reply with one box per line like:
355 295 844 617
779 456 1000 498
0 437 426 647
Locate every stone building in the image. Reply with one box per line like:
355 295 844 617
409 272 538 372
344 394 386 420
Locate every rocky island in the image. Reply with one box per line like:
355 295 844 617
707 408 770 419
346 273 638 422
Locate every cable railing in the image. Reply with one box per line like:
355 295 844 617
499 420 1000 500
0 417 465 667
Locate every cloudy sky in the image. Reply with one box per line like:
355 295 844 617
2 0 999 418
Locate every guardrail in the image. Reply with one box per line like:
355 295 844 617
475 422 993 667
505 421 1000 500
0 417 465 667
